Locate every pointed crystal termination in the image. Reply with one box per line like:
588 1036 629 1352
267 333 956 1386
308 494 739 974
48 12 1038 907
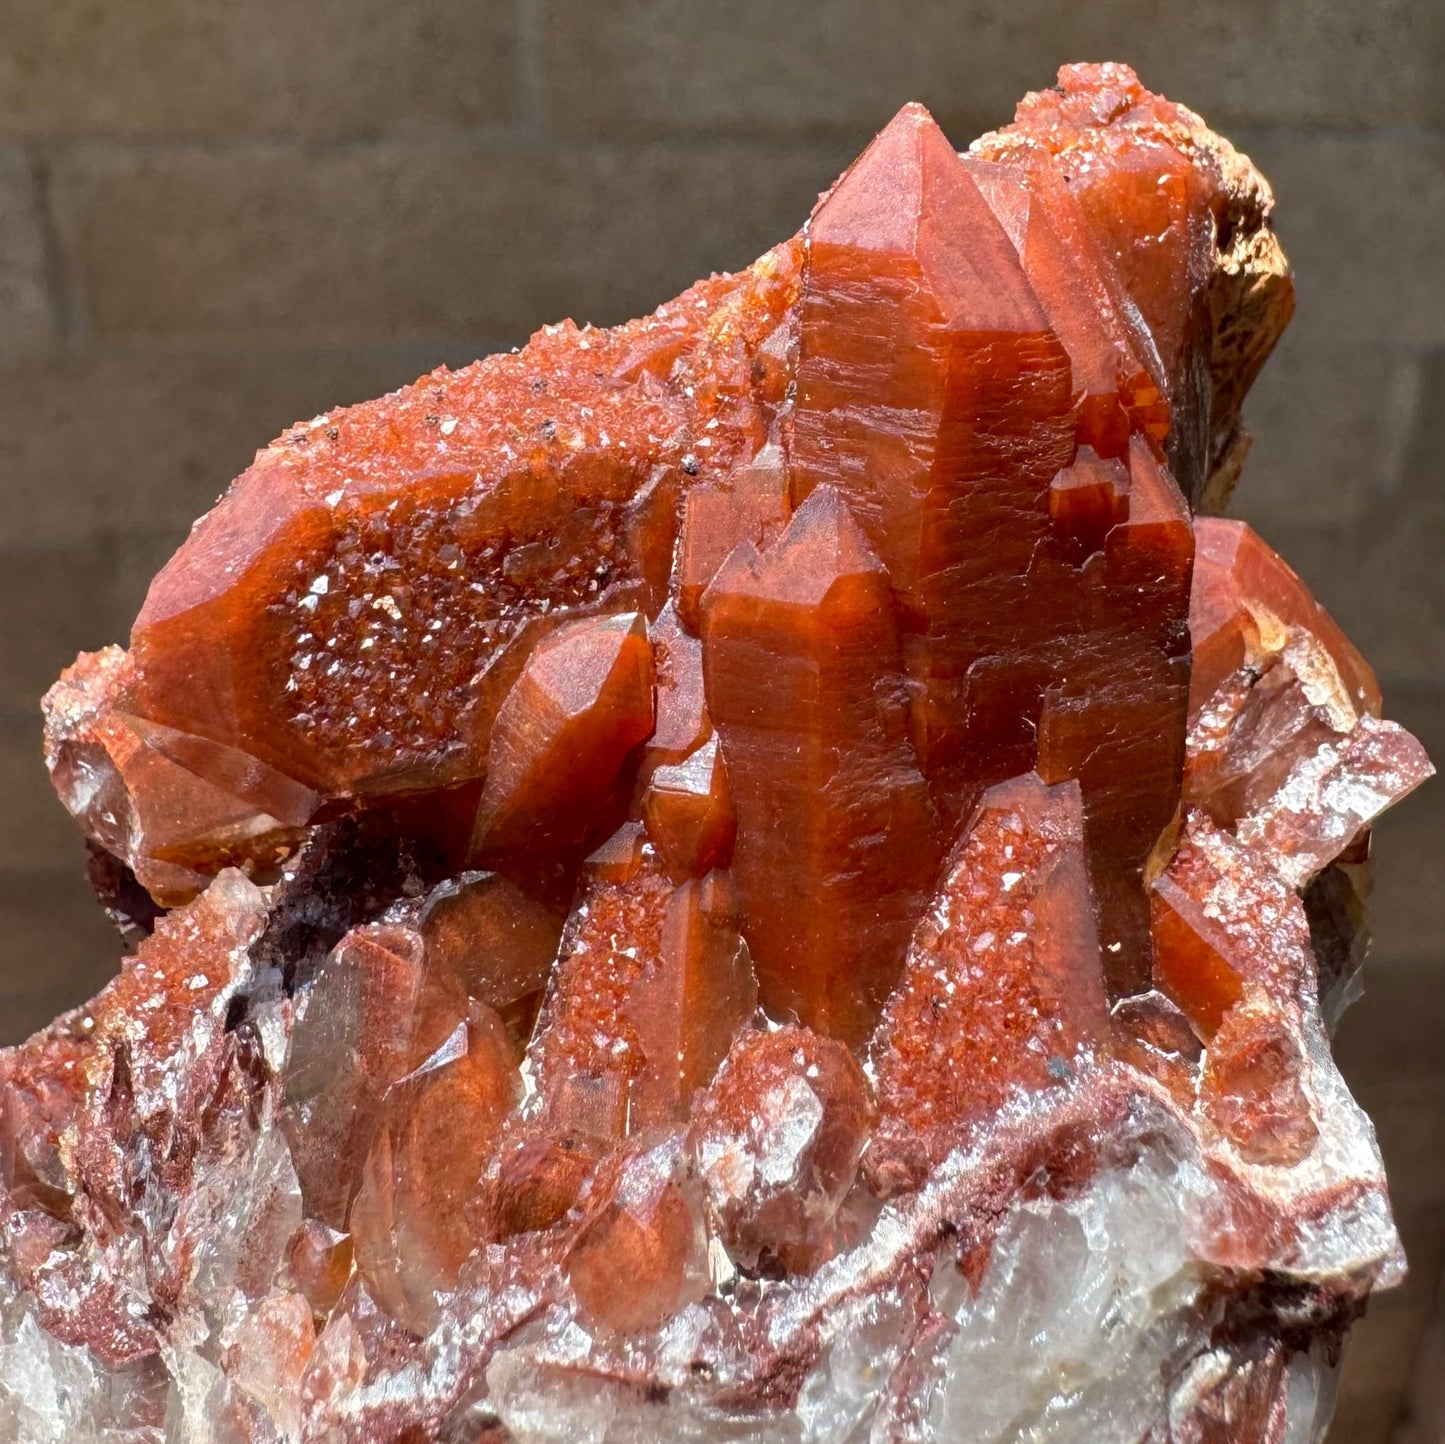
469 610 655 865
691 1024 874 1275
868 772 1110 1194
791 104 1076 830
701 484 937 1046
527 848 758 1141
349 1004 519 1332
8 61 1432 1444
789 103 1194 994
973 60 1296 506
965 156 1172 461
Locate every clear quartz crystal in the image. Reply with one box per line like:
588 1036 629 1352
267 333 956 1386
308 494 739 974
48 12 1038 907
928 1158 1197 1442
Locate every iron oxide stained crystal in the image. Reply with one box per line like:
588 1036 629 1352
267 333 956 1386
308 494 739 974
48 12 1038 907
2 62 1435 1443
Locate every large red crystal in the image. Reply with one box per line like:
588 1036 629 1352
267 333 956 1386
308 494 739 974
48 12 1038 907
701 484 936 1045
4 60 1431 1444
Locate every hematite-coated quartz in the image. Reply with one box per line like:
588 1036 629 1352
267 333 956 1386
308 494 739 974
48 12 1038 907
3 62 1433 1443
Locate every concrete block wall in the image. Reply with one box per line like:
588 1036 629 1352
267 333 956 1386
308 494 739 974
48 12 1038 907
1 5 1441 1437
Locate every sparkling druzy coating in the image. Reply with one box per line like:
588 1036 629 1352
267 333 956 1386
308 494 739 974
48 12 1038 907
3 62 1431 1444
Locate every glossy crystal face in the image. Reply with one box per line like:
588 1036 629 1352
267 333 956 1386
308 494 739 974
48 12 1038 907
3 60 1433 1444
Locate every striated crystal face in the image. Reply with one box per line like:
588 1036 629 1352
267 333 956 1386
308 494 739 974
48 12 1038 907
4 60 1434 1444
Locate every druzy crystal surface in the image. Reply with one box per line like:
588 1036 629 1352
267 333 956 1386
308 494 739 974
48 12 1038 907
4 63 1434 1443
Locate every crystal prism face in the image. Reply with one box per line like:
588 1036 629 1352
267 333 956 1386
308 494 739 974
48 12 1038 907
3 60 1433 1444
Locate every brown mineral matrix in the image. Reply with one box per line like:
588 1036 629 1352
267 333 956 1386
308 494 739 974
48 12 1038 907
5 61 1434 1444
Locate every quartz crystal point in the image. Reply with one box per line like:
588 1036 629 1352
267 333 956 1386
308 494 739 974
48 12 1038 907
868 772 1110 1194
5 61 1432 1444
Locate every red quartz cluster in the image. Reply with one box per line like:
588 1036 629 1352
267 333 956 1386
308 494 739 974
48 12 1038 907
4 63 1432 1444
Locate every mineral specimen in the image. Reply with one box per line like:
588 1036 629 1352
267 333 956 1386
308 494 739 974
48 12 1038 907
2 61 1433 1444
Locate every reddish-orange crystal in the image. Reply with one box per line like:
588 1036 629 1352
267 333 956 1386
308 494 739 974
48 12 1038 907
691 1024 874 1274
869 772 1109 1192
286 1220 354 1320
970 154 1173 458
1186 518 1430 886
973 61 1289 501
529 852 757 1140
7 62 1432 1443
400 869 563 1051
42 647 313 905
1189 517 1380 720
350 1004 519 1331
641 733 737 880
482 1128 600 1239
792 106 1075 825
1149 813 1321 1163
702 484 936 1045
469 610 655 864
564 1137 704 1335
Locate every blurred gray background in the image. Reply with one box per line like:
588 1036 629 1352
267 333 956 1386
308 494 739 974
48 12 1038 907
0 4 1441 1437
